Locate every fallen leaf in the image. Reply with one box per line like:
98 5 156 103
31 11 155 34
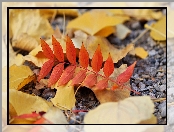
48 63 64 87
83 74 97 88
66 36 76 65
95 26 116 37
9 64 34 90
95 79 108 90
116 61 137 85
10 9 54 42
51 81 76 110
145 16 166 41
43 107 68 124
84 96 155 124
91 44 103 73
57 9 79 17
167 10 174 38
12 33 39 52
67 10 128 36
58 65 76 86
103 53 114 77
93 88 130 103
85 36 134 63
79 43 89 68
139 114 157 124
116 24 131 40
38 59 54 82
9 89 53 115
134 47 148 59
71 69 87 86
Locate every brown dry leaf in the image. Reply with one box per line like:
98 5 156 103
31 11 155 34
10 9 54 42
116 24 131 40
84 96 155 124
39 9 57 20
134 47 148 59
9 64 34 90
12 33 39 52
9 89 53 115
167 10 174 38
43 107 68 124
51 80 76 110
145 16 166 41
85 36 134 63
67 10 128 36
93 88 130 103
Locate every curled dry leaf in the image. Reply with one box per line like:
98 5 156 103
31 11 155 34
85 36 134 63
84 96 155 124
9 64 34 90
51 81 76 110
9 89 53 116
12 33 39 52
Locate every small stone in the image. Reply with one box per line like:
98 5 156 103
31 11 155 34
139 82 146 89
159 85 166 92
158 49 164 55
145 80 153 86
131 21 141 30
148 50 156 56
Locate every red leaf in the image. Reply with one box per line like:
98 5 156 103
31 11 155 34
83 73 97 88
52 35 64 62
103 53 114 77
71 69 87 85
38 59 54 82
79 43 89 68
48 63 64 87
58 65 76 86
116 61 137 85
13 112 40 119
66 36 76 65
96 78 108 90
111 84 119 90
40 38 54 60
91 44 103 73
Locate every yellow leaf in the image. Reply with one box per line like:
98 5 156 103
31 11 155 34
9 64 34 90
51 81 76 110
139 114 157 124
145 16 166 41
9 89 53 115
84 96 155 124
10 9 54 42
85 36 134 63
167 10 174 38
67 10 128 36
95 26 116 37
134 47 148 59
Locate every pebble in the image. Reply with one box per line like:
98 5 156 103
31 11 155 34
148 50 156 56
158 101 166 117
159 85 166 92
139 82 146 89
131 21 141 30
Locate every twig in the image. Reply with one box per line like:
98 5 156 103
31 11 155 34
131 28 149 44
151 98 166 102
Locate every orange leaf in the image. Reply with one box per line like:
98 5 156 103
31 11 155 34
116 61 137 85
38 59 54 82
33 117 46 124
52 35 64 62
71 69 87 85
58 65 76 86
79 43 89 68
48 63 64 87
103 53 114 77
96 78 108 90
66 36 76 65
83 73 97 88
40 38 54 60
91 44 103 73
